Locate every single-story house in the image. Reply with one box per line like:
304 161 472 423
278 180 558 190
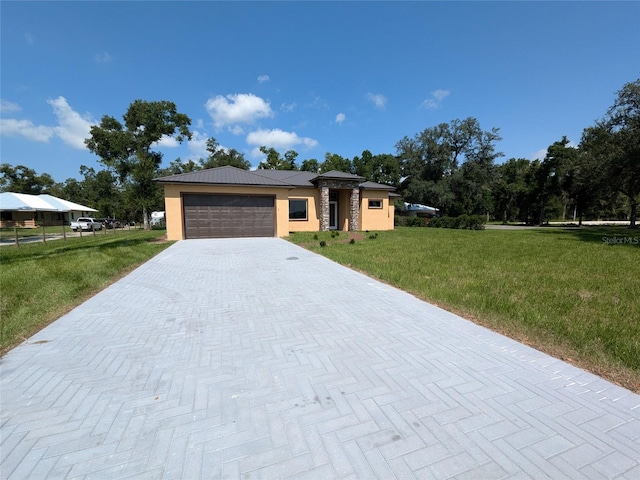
155 166 397 240
0 192 98 228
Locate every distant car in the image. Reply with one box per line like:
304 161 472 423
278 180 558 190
103 219 122 229
70 217 102 232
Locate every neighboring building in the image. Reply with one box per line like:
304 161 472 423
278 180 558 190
155 166 396 240
0 192 97 227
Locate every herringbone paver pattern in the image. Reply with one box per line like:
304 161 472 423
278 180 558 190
1 238 638 479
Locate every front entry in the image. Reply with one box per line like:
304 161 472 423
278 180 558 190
329 201 338 230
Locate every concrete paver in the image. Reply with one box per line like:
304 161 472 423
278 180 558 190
1 238 638 479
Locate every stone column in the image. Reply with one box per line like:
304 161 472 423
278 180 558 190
320 185 329 231
349 187 360 231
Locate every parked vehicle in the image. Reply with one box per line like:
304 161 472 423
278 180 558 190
102 218 122 229
70 217 102 232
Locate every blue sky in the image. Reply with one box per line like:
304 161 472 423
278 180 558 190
1 1 639 183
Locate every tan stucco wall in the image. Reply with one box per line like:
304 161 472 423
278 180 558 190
360 190 394 231
287 188 320 233
163 184 292 240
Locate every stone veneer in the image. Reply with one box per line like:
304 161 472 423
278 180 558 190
319 185 330 231
315 179 362 231
349 187 360 231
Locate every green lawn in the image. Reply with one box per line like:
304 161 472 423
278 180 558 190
0 230 172 354
288 227 640 391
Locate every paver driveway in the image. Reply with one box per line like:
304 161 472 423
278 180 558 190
1 238 639 479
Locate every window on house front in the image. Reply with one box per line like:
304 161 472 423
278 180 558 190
289 199 308 220
368 199 383 209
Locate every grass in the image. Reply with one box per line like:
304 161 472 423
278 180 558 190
0 224 142 240
288 226 640 391
0 230 172 354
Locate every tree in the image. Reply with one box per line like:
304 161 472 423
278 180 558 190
200 138 250 170
257 147 298 170
396 118 502 215
0 164 56 194
85 100 192 229
300 158 320 173
352 150 401 186
532 137 577 224
492 158 532 223
320 152 351 173
164 158 201 175
581 79 640 228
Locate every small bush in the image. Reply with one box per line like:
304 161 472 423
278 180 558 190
349 238 356 244
319 240 326 247
313 233 318 240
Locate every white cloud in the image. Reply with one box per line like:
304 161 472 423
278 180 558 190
0 118 54 142
0 100 21 113
47 96 96 149
257 74 270 83
366 93 387 109
308 96 329 110
280 102 296 112
94 52 112 63
229 125 245 136
187 131 209 158
335 113 346 124
246 128 318 150
154 135 179 148
205 93 273 128
25 33 34 44
422 89 450 109
250 147 264 159
532 148 547 160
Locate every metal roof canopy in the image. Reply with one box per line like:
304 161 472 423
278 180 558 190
0 192 97 212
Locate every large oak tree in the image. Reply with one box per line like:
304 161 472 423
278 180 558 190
85 100 191 228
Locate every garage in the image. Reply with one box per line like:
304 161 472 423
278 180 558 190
183 194 275 239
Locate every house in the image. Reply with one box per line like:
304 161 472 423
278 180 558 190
155 166 396 240
0 192 98 228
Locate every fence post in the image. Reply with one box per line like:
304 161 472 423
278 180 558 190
42 224 46 244
14 227 19 247
62 222 66 241
92 225 96 237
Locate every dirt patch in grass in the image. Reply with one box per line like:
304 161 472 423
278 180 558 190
147 234 169 243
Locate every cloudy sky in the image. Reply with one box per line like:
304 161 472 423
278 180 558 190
1 1 638 182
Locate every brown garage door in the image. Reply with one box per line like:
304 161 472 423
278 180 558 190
183 194 275 239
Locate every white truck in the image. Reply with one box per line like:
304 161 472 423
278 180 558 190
70 217 102 232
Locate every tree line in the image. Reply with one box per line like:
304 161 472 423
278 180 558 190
1 79 638 228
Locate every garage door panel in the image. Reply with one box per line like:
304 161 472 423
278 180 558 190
183 194 275 239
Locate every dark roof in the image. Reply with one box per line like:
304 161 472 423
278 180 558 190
155 166 396 192
312 170 365 181
251 170 317 187
155 166 293 187
359 181 395 191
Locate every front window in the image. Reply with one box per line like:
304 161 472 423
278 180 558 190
289 199 308 220
368 199 383 209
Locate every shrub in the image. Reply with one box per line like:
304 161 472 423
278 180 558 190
427 215 486 230
349 238 356 244
319 240 326 247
